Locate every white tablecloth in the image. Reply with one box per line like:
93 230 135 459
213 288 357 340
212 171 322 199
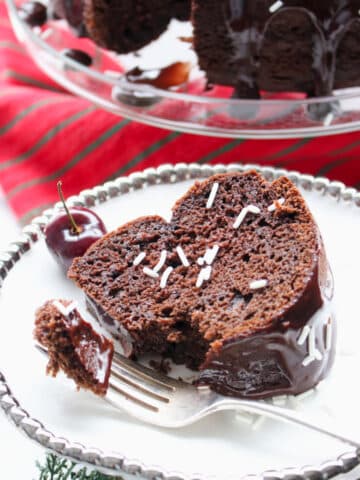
1 187 359 479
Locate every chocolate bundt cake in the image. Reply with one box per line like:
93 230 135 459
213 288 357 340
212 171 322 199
34 299 114 396
48 0 190 53
69 171 335 399
192 1 360 98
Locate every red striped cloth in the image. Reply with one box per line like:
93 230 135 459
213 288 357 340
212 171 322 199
1 1 359 224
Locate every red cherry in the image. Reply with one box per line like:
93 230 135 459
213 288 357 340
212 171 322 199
45 182 106 272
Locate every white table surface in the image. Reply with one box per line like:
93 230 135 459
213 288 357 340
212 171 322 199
1 187 360 480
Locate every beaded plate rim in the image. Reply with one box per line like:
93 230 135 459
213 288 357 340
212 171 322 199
1 163 360 480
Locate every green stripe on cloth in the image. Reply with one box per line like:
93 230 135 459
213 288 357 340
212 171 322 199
197 139 246 164
107 131 180 180
316 158 352 176
7 119 130 200
0 97 66 136
267 138 312 165
0 106 96 172
0 40 26 54
0 69 64 92
328 138 360 157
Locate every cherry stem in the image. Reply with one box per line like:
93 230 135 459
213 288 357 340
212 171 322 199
57 181 82 235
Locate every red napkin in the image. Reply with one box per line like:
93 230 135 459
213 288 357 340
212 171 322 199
1 0 359 225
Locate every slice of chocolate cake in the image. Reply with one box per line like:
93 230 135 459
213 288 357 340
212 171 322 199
69 171 335 399
34 299 114 396
192 1 360 98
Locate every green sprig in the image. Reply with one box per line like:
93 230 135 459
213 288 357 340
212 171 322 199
36 454 120 480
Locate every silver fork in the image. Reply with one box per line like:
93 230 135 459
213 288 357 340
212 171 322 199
36 343 360 448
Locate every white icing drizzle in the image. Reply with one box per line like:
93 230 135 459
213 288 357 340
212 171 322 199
196 266 212 288
325 318 333 352
233 205 261 229
176 246 190 267
153 250 167 273
297 325 311 346
133 252 146 266
52 300 77 317
267 198 285 212
160 267 174 289
197 257 205 266
143 267 159 279
269 0 284 13
249 279 268 290
206 182 219 209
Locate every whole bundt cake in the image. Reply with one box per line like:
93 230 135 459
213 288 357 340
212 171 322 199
69 171 335 399
192 1 360 98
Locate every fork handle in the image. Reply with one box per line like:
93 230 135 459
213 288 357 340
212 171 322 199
216 397 360 449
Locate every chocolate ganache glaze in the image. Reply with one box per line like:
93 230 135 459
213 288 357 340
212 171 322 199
197 250 335 398
193 0 360 98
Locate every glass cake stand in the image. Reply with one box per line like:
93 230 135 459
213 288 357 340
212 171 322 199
6 0 360 139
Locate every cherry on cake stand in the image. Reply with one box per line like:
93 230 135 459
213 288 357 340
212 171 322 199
7 0 360 140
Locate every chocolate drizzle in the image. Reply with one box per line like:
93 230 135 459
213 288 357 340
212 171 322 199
226 0 360 97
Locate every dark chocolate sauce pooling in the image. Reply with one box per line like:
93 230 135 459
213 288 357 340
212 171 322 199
227 0 360 97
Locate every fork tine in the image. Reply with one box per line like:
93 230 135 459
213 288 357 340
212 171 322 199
110 366 170 403
113 352 179 390
108 380 159 412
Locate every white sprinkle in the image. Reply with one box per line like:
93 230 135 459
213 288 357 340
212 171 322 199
313 349 323 361
160 267 174 289
143 267 159 279
308 325 318 358
272 395 288 406
197 257 205 266
196 266 212 288
268 198 285 212
176 246 190 267
204 245 220 266
133 252 146 266
252 415 266 431
235 411 254 426
233 205 261 229
297 325 311 346
104 69 122 78
302 355 315 367
323 113 334 127
153 250 167 273
203 265 212 281
249 279 268 290
325 319 333 352
197 385 211 392
53 300 77 317
206 182 219 209
40 28 54 40
269 0 283 13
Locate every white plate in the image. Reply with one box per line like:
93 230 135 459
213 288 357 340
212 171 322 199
0 164 360 480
